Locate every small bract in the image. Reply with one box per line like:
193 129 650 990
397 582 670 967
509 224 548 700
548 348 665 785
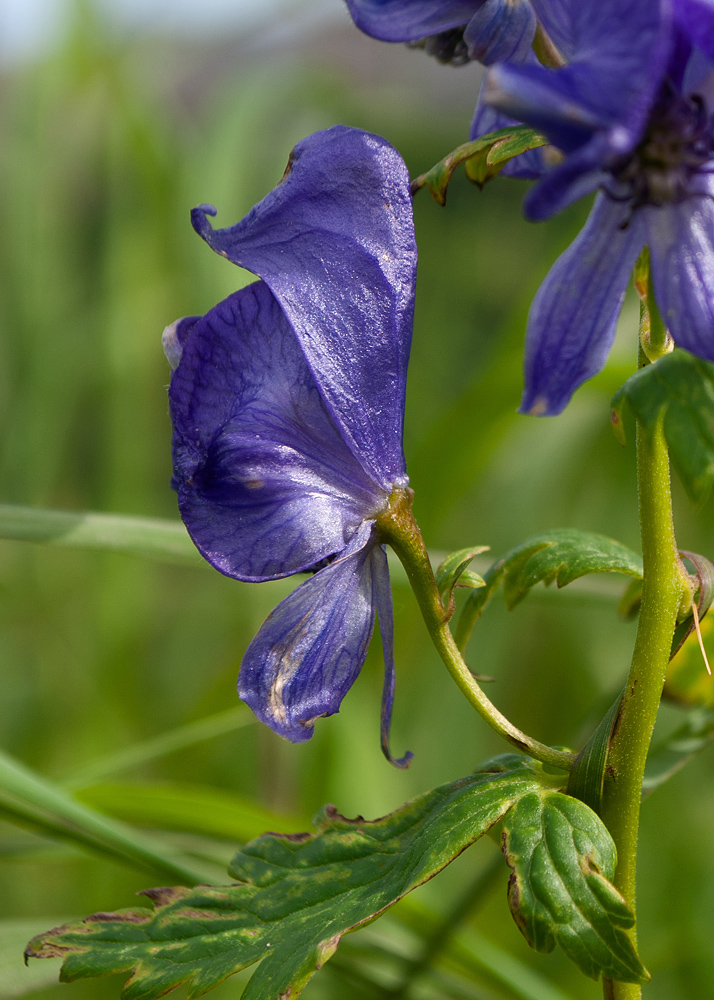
164 126 416 766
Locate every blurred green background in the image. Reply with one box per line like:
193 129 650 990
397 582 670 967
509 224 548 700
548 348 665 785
1 2 713 998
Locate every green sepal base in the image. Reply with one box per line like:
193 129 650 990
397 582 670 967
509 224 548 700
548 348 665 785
411 126 548 205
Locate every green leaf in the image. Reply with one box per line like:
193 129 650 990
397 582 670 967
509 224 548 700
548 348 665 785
411 126 548 205
75 782 308 843
0 504 202 566
455 530 642 649
611 350 714 503
502 791 648 985
566 694 623 814
0 749 213 886
26 759 546 1000
435 546 487 619
499 531 643 611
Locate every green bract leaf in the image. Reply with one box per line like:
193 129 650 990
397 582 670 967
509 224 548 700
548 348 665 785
27 760 546 1000
502 792 648 985
435 546 488 619
499 531 643 610
411 127 548 205
456 530 643 648
566 694 623 814
611 350 714 504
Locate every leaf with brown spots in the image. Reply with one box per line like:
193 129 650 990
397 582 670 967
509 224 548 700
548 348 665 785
502 791 648 985
26 758 546 1000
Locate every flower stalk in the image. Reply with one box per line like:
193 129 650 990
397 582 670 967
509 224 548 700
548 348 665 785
600 342 692 997
377 488 575 773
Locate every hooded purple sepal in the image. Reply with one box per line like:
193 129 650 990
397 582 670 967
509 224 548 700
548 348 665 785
344 0 483 42
463 0 536 65
237 522 378 744
191 126 415 493
520 194 646 416
676 0 714 60
169 281 386 582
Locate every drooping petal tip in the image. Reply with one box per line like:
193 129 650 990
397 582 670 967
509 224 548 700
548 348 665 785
372 544 413 768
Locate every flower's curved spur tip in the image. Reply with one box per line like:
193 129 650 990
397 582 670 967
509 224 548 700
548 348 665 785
382 741 414 770
190 203 218 239
519 394 553 418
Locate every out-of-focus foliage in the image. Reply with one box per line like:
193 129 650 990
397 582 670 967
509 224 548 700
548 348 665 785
0 3 713 999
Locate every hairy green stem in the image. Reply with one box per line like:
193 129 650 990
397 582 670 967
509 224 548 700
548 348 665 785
600 419 687 999
377 490 574 772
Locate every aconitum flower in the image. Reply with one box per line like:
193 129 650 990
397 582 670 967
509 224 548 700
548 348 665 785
344 0 538 66
482 0 714 415
164 126 416 766
343 1 561 176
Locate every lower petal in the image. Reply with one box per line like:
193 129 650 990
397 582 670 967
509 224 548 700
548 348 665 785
237 522 376 743
646 194 714 362
521 194 646 416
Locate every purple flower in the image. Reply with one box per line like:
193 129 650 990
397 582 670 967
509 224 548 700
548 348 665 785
344 0 538 67
343 2 564 176
164 126 416 766
481 0 714 415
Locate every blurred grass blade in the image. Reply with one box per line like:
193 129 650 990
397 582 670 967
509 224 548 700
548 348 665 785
393 897 574 1000
63 707 255 789
643 708 714 796
0 749 214 885
0 918 69 999
0 505 201 566
74 781 308 841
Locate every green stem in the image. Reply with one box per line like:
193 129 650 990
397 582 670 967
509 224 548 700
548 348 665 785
377 490 574 772
600 419 687 999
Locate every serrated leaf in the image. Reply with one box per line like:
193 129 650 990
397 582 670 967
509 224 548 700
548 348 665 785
455 531 641 652
411 126 548 205
27 759 546 1000
435 546 488 619
611 350 714 503
500 531 643 610
502 792 648 985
